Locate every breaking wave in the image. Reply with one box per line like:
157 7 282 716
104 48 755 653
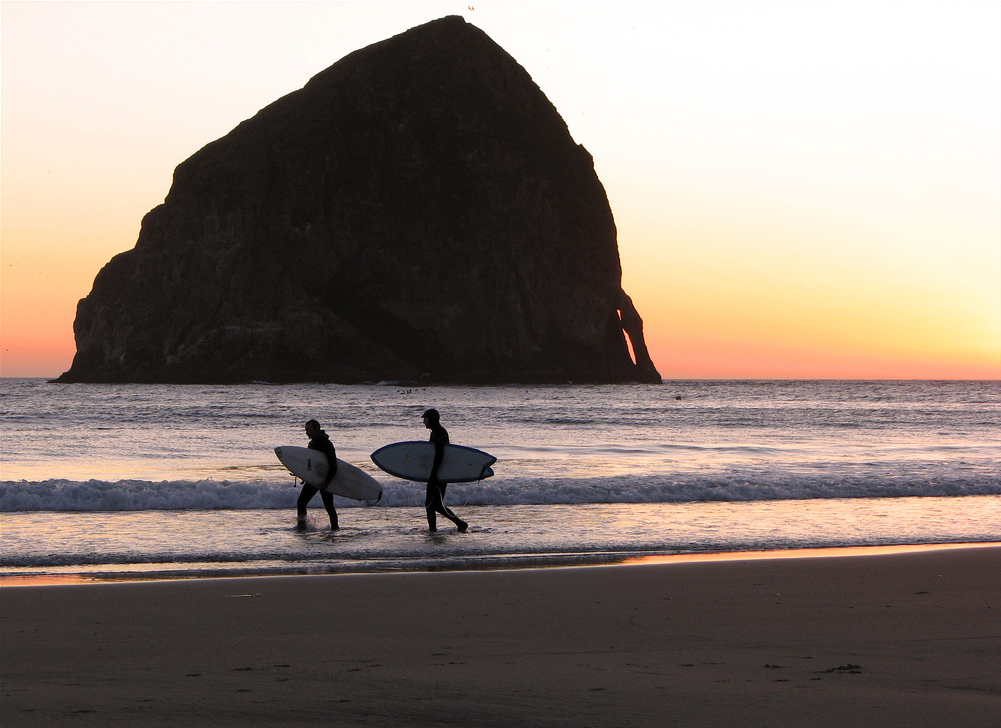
3 474 999 512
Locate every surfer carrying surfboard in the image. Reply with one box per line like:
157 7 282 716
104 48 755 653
298 419 339 530
422 409 469 533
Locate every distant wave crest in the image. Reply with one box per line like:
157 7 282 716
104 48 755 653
0 479 298 512
2 475 1000 512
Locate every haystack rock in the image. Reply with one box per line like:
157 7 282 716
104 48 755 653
58 16 662 385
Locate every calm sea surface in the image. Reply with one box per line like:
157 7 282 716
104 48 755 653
2 379 999 581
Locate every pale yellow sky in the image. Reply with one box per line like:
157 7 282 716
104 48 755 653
2 1 999 378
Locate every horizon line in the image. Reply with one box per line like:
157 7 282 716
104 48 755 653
1 376 998 384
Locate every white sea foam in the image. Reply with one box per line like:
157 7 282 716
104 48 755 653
3 499 1000 573
3 472 999 512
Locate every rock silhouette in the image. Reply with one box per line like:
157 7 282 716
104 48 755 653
58 16 661 384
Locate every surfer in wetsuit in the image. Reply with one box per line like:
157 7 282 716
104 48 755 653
422 409 468 533
298 419 339 530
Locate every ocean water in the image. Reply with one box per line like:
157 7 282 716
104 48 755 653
1 379 999 581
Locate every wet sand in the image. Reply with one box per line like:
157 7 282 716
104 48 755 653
2 546 999 727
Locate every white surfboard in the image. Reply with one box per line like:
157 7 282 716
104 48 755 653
274 446 383 502
370 441 496 483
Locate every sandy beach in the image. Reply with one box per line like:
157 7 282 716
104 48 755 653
2 546 999 727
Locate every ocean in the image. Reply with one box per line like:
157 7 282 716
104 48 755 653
1 379 999 582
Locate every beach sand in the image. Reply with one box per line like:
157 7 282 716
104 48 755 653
2 546 998 727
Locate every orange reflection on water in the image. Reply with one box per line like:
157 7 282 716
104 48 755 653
622 542 1001 566
0 574 95 587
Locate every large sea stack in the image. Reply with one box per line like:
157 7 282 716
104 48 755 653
58 16 661 384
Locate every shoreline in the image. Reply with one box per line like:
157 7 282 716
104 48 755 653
3 540 998 588
2 544 998 727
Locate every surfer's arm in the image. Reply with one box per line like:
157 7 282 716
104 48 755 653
429 434 444 484
310 439 337 485
323 444 338 484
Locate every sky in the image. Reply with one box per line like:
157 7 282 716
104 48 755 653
2 1 999 380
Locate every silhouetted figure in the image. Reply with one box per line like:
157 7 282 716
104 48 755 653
297 419 339 529
422 409 468 533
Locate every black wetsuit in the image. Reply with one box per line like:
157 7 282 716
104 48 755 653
425 422 465 531
298 430 338 528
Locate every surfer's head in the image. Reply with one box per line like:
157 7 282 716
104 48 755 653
305 419 321 438
422 409 440 428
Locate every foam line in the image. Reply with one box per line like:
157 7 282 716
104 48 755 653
3 475 999 512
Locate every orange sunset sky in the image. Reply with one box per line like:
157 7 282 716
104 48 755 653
2 1 999 380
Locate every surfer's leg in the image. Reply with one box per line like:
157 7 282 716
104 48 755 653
435 484 468 532
425 484 439 532
428 483 450 517
320 490 340 528
296 484 318 526
441 507 467 531
297 485 318 516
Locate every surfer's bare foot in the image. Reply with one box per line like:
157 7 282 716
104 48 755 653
295 517 307 529
428 526 437 532
456 520 468 533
